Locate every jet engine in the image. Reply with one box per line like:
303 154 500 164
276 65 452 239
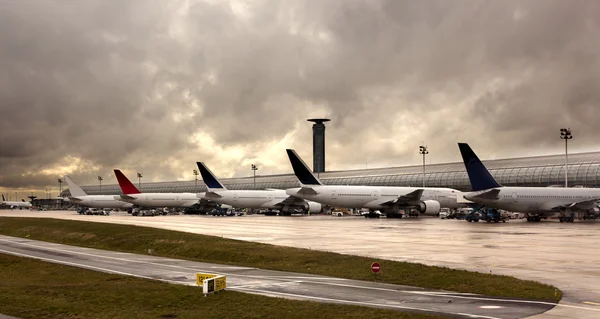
304 201 322 214
418 200 441 215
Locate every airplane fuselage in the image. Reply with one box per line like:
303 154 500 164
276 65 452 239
201 189 290 209
2 201 32 209
114 193 200 208
68 195 133 209
286 185 461 212
464 187 600 216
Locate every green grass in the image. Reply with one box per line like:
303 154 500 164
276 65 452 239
0 253 445 319
0 217 561 301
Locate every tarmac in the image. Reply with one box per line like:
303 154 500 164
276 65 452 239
1 210 600 318
0 234 553 319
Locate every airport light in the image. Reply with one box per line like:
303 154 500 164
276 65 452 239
419 144 429 187
251 164 258 189
98 176 103 194
137 173 143 190
560 128 573 188
193 169 199 191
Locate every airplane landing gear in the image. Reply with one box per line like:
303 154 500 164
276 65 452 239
526 215 542 222
559 216 575 223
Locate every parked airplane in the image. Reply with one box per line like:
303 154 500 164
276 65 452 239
113 170 215 209
1 194 32 209
284 149 461 217
196 162 322 215
63 175 133 209
458 143 600 222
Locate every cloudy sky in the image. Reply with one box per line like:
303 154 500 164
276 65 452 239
1 0 599 197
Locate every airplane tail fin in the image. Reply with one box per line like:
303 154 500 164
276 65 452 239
113 170 141 194
286 149 323 186
458 143 502 191
64 175 88 197
196 162 227 191
2 194 5 201
21 199 25 202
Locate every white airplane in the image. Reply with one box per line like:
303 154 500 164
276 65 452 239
196 162 322 215
284 149 462 217
113 169 214 209
458 143 600 222
1 194 32 209
63 175 133 209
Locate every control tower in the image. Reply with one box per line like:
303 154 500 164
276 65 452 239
307 118 330 173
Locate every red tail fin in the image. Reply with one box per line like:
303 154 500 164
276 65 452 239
113 170 141 194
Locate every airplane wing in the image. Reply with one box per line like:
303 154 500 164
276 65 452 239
204 191 222 198
298 186 318 195
378 189 424 206
551 198 600 211
119 194 137 200
277 195 307 206
471 189 501 200
68 196 83 202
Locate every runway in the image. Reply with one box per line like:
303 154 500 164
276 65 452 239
0 234 553 319
1 210 600 318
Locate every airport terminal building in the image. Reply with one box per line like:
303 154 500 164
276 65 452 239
62 151 600 196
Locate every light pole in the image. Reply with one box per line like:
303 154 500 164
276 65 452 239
193 169 199 191
419 145 429 187
560 128 573 188
251 164 258 189
137 173 143 190
57 179 63 208
98 176 103 194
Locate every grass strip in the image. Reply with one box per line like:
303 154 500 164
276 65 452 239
0 253 445 319
0 217 561 301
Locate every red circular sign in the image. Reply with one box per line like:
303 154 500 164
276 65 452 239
371 262 381 273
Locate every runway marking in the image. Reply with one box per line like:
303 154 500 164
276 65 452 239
230 280 304 289
3 236 599 313
583 301 600 306
233 286 503 319
456 313 503 319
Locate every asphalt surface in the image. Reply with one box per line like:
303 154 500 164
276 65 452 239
1 210 600 318
0 234 554 319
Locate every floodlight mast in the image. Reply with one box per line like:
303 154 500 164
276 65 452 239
560 128 573 188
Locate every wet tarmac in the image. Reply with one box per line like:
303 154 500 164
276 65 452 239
1 211 600 318
0 234 554 319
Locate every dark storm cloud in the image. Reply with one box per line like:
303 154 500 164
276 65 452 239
1 0 599 192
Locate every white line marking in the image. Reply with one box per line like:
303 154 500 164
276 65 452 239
457 313 503 319
230 280 304 289
583 301 600 306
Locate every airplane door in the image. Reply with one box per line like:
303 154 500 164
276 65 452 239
331 190 336 200
233 193 238 204
512 193 518 203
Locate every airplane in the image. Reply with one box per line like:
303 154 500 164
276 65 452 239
63 175 133 209
284 149 462 217
1 194 33 209
196 162 322 215
113 169 216 210
458 143 600 222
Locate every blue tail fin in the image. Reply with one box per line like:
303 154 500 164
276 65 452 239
286 149 323 186
196 162 227 190
458 143 502 191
